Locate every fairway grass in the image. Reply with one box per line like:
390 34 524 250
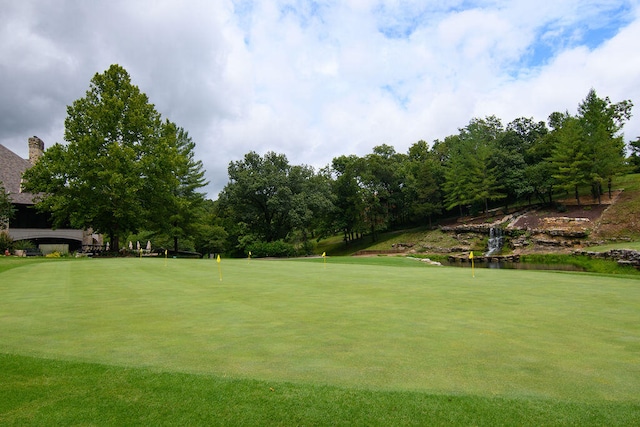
1 257 640 424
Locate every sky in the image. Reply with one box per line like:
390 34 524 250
2 0 640 199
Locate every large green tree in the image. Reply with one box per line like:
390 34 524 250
219 151 334 254
331 154 367 243
443 117 505 214
23 64 202 251
549 116 591 205
404 140 442 225
495 118 548 209
577 89 632 200
146 121 208 253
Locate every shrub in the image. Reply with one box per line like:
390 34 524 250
0 231 13 253
13 239 35 250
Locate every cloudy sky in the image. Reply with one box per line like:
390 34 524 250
2 0 639 198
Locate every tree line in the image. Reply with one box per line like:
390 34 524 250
19 65 638 257
218 89 636 256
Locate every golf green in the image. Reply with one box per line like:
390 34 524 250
1 257 639 403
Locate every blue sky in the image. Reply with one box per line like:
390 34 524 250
1 0 639 198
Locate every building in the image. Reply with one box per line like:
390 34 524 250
0 137 101 254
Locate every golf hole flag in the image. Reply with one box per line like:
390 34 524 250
216 254 222 281
469 251 475 277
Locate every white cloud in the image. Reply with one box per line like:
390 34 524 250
1 0 639 198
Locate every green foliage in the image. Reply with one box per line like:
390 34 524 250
629 137 640 173
520 254 640 275
13 240 35 250
21 65 207 252
0 231 13 252
219 151 334 254
0 182 15 224
443 117 506 214
247 240 296 258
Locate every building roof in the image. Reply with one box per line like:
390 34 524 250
0 144 36 204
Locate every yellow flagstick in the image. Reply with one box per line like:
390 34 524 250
322 251 326 268
469 251 475 278
164 249 168 267
248 251 251 263
216 254 223 281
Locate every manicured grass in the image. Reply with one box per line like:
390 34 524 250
519 253 640 276
3 353 639 426
1 257 640 424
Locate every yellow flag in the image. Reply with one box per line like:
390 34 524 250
322 252 326 257
469 251 474 259
216 254 221 263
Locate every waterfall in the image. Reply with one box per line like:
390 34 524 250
485 227 503 256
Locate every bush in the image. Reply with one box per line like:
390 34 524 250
247 240 297 258
13 239 35 250
0 231 13 253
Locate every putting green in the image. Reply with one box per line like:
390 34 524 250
1 257 639 402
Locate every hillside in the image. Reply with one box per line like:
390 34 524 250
320 174 640 256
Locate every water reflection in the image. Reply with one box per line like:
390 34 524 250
442 259 585 272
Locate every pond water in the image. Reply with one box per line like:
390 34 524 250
441 259 586 272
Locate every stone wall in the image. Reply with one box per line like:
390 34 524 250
573 249 640 267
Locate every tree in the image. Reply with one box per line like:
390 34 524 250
577 89 633 200
219 151 335 255
331 154 366 243
288 164 336 252
442 135 472 216
443 117 505 215
0 181 15 229
359 145 407 237
146 121 208 253
405 140 442 225
220 151 293 248
549 116 591 205
629 137 640 173
193 199 228 256
22 64 189 251
497 118 549 208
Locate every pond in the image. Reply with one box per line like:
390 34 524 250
440 258 586 272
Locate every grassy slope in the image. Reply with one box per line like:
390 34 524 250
1 257 640 424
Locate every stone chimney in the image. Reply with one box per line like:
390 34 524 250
28 136 44 165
